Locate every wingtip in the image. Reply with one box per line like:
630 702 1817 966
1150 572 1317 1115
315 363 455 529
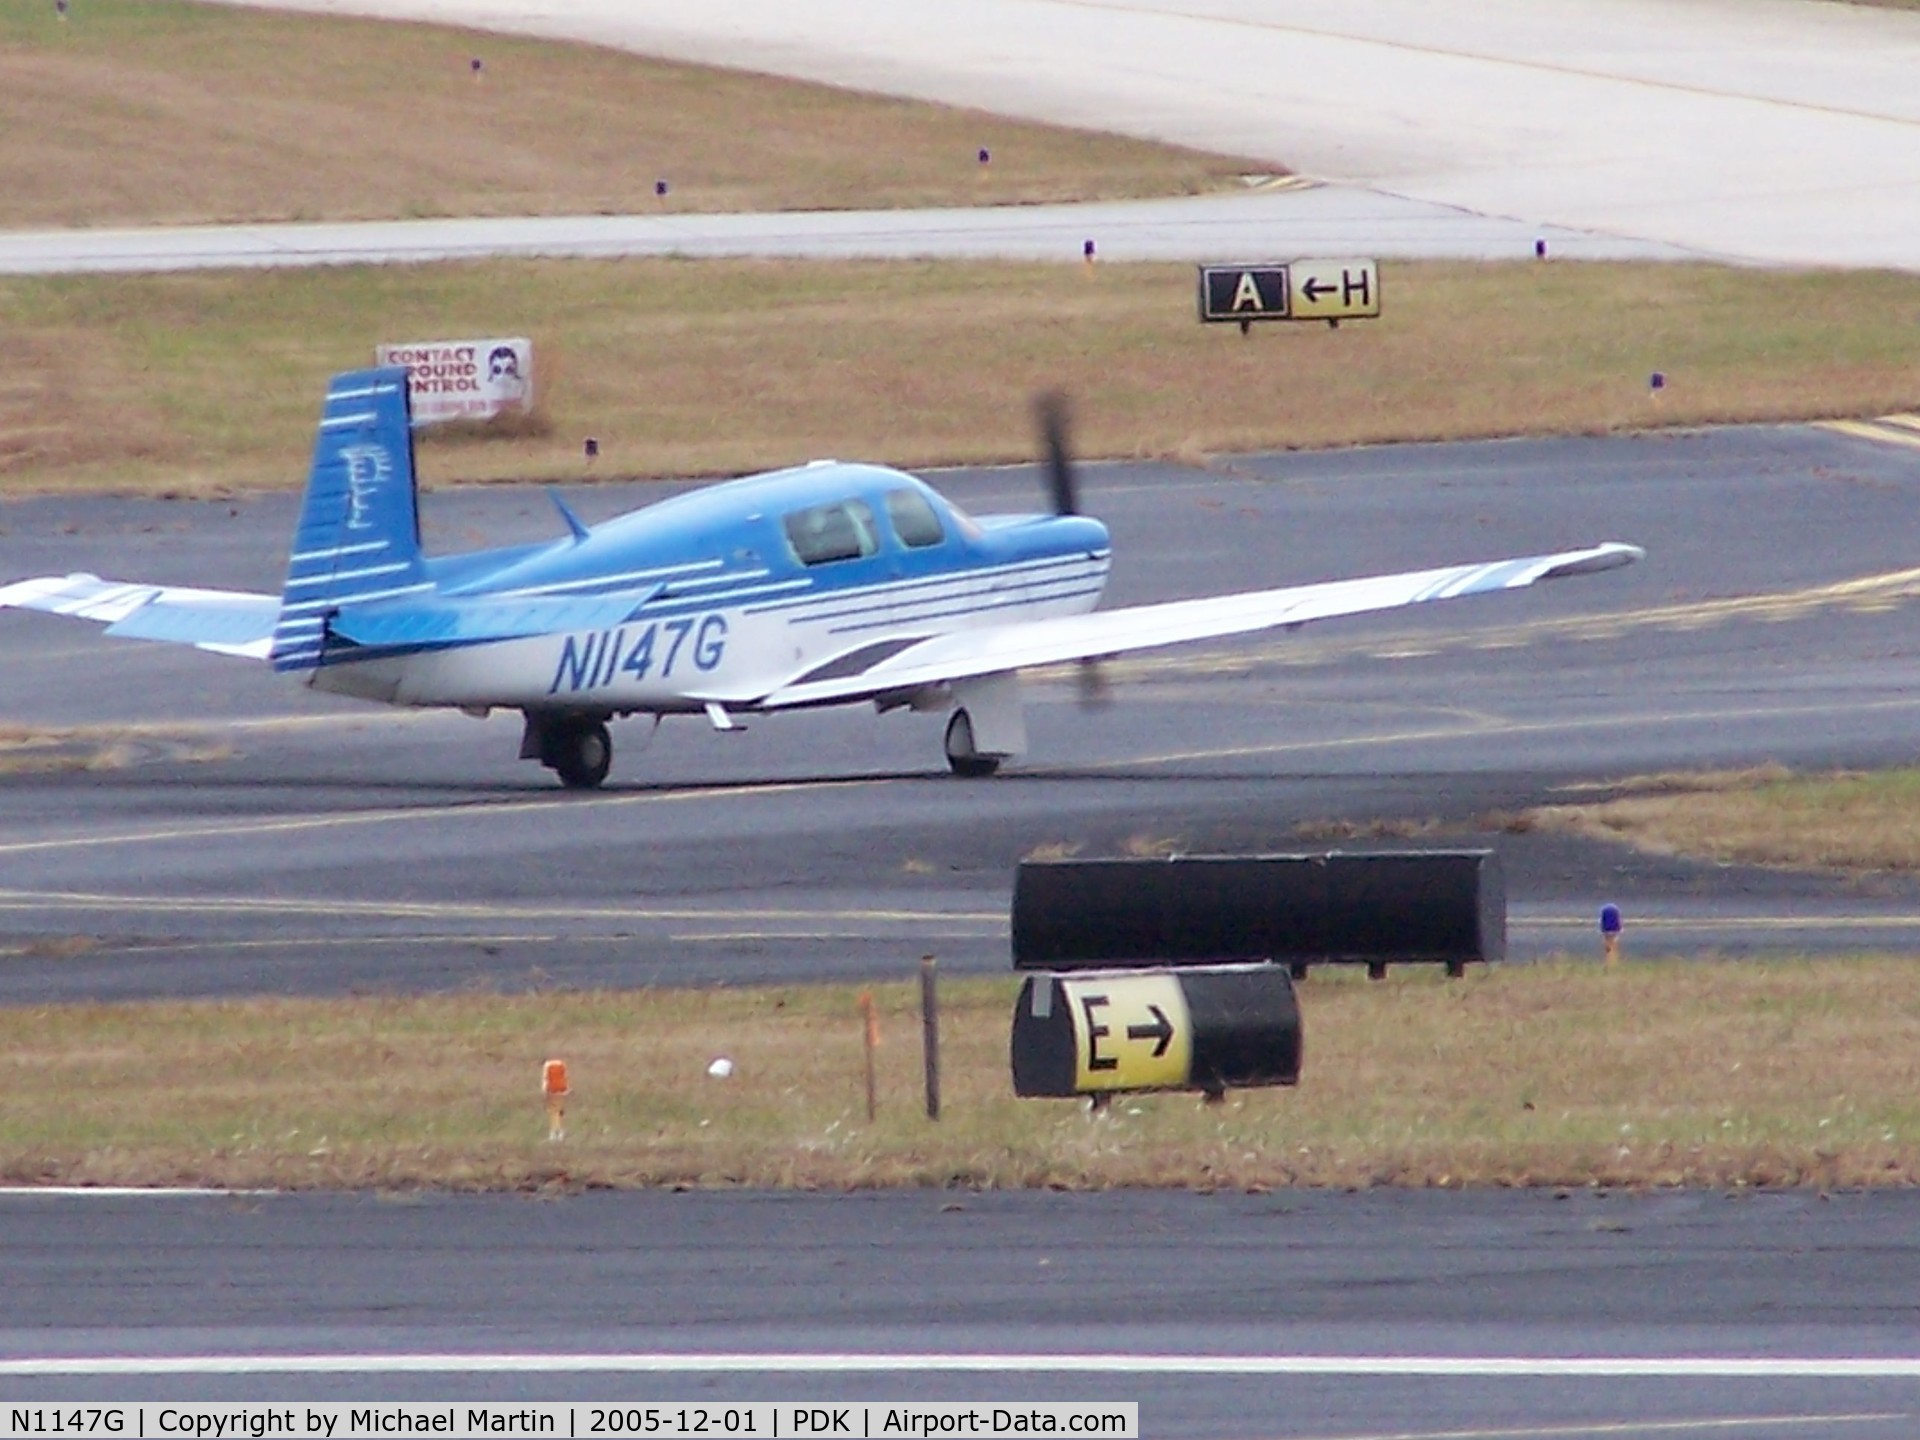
1541 542 1644 580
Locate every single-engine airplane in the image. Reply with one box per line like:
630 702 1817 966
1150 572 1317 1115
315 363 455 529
1 366 1642 788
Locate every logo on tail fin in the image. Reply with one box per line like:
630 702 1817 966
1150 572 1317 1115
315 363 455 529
343 444 391 532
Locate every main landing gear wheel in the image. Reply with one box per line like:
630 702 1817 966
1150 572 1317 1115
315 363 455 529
547 719 612 789
944 709 1000 778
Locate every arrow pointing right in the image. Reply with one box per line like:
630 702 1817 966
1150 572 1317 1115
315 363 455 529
1126 1004 1174 1058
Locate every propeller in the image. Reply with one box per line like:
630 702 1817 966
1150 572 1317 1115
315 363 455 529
1037 390 1079 517
1035 391 1110 707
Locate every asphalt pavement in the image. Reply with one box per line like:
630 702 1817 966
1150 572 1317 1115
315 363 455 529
3 1187 1918 1436
0 188 1699 276
7 423 1920 1001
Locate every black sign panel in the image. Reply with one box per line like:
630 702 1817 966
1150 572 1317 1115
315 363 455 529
1198 265 1291 323
1013 850 1504 977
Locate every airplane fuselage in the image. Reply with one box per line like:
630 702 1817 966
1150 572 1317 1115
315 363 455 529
305 461 1113 716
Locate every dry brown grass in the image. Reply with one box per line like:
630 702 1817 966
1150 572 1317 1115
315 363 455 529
1529 767 1920 873
0 331 184 479
3 962 1917 1191
4 259 1920 496
0 0 1253 230
0 723 231 773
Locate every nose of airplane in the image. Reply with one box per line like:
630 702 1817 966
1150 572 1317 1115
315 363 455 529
1062 514 1110 554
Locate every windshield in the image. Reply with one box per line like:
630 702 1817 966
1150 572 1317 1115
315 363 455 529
940 493 984 541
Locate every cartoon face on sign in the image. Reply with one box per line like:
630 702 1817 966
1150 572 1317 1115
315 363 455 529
484 344 529 407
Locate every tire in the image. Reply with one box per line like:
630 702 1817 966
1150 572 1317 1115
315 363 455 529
943 709 1000 778
550 720 613 789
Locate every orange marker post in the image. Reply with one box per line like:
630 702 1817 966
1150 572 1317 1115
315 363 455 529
543 1058 570 1142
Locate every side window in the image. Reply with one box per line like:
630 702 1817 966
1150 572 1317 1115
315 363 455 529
884 488 946 549
783 499 880 566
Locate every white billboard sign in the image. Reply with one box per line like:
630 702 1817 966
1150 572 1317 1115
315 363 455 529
375 337 533 426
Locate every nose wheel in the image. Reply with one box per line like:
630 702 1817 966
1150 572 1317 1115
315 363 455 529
944 708 1000 778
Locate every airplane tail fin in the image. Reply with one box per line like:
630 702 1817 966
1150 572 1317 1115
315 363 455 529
270 367 431 673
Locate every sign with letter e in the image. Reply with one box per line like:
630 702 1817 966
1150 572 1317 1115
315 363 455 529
1063 973 1192 1092
1011 963 1301 1100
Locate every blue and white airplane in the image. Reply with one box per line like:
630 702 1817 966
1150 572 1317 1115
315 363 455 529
1 366 1642 788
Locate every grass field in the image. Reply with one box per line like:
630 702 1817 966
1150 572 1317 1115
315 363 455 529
4 258 1919 494
0 0 1255 230
3 962 1916 1191
1528 766 1920 873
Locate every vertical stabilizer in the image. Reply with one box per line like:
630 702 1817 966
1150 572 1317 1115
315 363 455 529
271 367 431 673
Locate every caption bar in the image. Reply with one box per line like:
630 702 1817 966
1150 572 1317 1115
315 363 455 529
2 1406 1137 1439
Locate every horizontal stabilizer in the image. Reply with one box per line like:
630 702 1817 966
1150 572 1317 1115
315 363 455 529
0 573 276 659
106 595 280 656
331 585 664 648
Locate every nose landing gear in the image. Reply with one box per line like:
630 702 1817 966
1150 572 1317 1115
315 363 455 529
943 708 1001 778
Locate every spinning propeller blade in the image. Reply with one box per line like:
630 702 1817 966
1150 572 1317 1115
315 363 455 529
1038 390 1078 517
1037 391 1108 706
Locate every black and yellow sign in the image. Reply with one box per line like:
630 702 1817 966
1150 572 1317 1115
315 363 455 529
1290 258 1380 322
1062 973 1191 1091
1197 259 1380 328
1011 963 1301 1099
1198 265 1291 323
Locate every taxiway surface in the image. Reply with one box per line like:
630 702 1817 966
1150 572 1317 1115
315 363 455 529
202 0 1920 271
0 188 1696 276
6 424 1920 1001
3 1188 1918 1435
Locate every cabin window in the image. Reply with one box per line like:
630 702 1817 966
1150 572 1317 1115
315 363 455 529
943 496 985 542
783 499 880 566
884 489 946 549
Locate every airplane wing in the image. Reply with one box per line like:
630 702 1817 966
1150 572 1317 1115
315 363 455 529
745 541 1643 710
0 573 279 659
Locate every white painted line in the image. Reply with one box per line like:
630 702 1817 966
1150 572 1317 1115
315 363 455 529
3 1353 1920 1378
0 1187 276 1198
1308 1417 1906 1440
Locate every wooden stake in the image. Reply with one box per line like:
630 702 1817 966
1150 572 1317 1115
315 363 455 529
920 955 941 1121
859 989 879 1122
